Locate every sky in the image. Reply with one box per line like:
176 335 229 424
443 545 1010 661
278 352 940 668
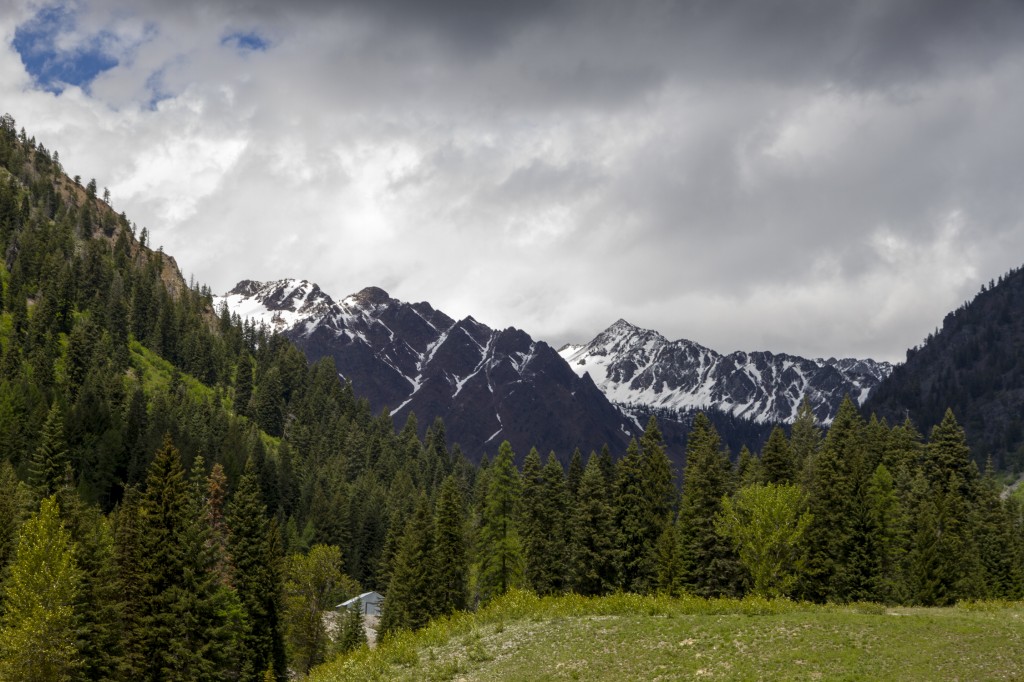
3 0 1024 363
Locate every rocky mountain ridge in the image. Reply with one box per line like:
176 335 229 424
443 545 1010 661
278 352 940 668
216 279 635 460
559 319 893 425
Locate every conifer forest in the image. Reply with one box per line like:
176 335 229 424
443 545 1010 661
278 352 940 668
1 115 1023 682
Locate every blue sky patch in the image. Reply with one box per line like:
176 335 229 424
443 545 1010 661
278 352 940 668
221 31 270 53
13 4 119 93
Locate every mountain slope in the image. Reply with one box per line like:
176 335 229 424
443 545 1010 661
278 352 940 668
217 280 634 460
866 266 1024 469
560 319 892 425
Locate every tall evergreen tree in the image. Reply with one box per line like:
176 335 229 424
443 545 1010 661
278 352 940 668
380 494 437 635
0 459 30 572
28 400 69 500
568 453 619 596
520 449 569 595
799 397 865 602
676 413 740 597
138 435 244 681
56 488 124 682
615 417 675 594
864 463 907 604
761 425 794 484
228 458 288 681
476 441 524 604
791 397 822 484
433 474 468 615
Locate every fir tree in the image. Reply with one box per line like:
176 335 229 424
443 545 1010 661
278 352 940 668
799 397 865 602
0 459 30 572
28 400 69 500
228 458 288 681
865 464 907 604
433 474 468 615
335 598 368 655
138 435 244 681
761 425 794 484
566 448 584 499
615 417 675 594
476 441 524 603
791 397 822 484
677 413 740 597
568 453 619 596
520 449 569 595
380 494 437 635
55 488 124 682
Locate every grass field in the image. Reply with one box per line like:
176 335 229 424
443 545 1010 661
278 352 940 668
311 591 1024 681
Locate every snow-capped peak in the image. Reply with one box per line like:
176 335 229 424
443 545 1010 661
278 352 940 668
561 320 893 425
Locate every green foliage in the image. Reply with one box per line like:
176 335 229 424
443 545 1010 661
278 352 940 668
228 459 287 681
380 494 438 636
520 449 569 595
476 441 524 603
283 544 357 674
677 413 741 597
568 452 618 596
716 483 812 597
432 474 468 615
0 496 81 682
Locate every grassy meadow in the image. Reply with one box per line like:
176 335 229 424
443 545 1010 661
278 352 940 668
312 591 1024 681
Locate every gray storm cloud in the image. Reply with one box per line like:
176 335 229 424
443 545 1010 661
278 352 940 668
3 0 1024 361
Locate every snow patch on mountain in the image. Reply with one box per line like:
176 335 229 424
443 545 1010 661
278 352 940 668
559 319 893 425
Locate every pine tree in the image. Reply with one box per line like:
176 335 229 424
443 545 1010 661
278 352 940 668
56 488 124 682
790 397 822 484
380 494 437 635
799 397 865 602
677 413 740 597
112 487 148 679
568 453 619 596
736 445 764 487
864 464 907 604
761 425 794 484
234 354 254 418
925 409 976 495
335 598 368 655
138 435 244 681
228 458 288 681
476 441 524 603
433 474 468 615
520 449 569 595
28 400 69 500
0 497 81 682
615 417 675 594
567 448 584 499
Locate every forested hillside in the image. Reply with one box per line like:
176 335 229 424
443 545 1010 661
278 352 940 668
866 267 1024 471
0 116 1022 682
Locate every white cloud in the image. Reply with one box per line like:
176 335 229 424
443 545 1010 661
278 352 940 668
4 0 1024 363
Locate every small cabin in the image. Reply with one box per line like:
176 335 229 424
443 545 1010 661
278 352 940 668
336 591 384 618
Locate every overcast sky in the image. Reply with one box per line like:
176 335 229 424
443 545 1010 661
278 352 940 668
3 0 1024 362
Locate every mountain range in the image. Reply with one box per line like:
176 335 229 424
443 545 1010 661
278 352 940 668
217 279 634 459
217 279 893 461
